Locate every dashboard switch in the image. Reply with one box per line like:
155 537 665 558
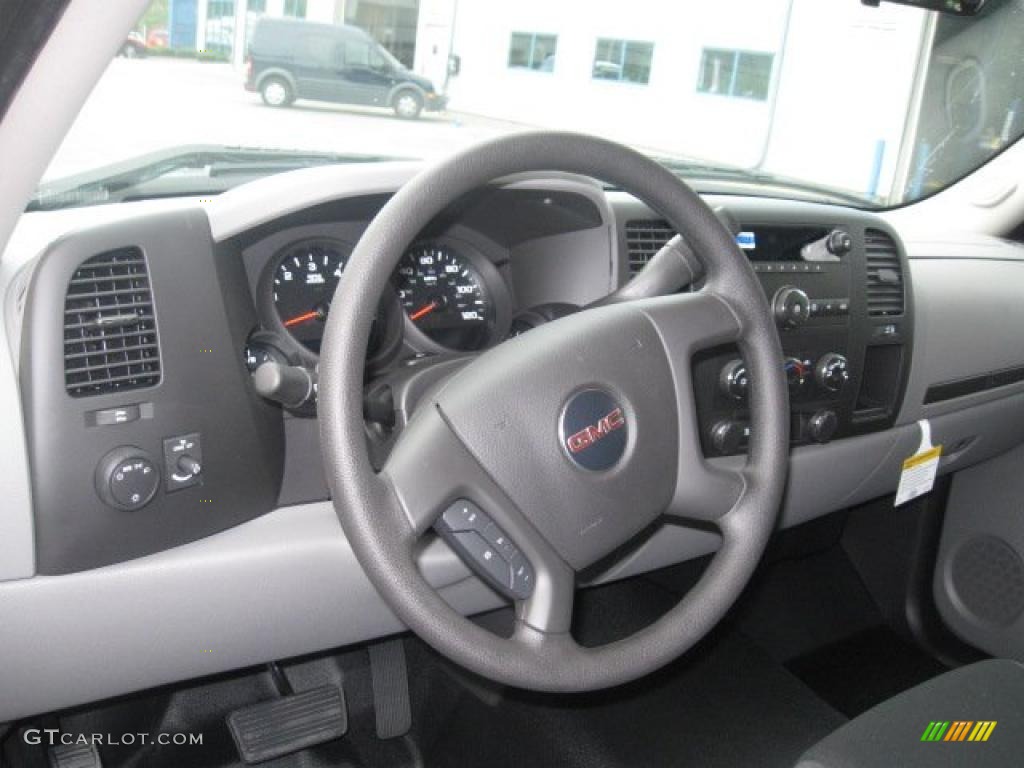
807 410 839 443
163 433 203 492
719 359 749 401
815 353 849 393
95 447 160 511
772 286 811 329
710 420 746 455
90 404 141 426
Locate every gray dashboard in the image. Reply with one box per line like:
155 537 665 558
1 163 1024 721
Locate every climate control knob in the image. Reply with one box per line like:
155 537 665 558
710 420 745 455
807 410 839 443
815 353 849 393
772 286 811 328
719 359 749 401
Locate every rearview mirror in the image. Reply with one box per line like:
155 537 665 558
862 0 987 16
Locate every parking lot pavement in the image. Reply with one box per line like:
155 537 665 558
43 57 529 181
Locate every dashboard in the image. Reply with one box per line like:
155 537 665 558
240 188 600 377
4 161 1024 722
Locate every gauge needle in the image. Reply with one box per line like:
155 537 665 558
283 310 320 328
409 301 438 322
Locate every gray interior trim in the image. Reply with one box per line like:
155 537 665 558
898 254 1024 423
0 279 34 580
0 501 502 723
1 385 1023 719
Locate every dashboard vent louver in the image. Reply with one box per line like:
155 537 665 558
864 229 904 317
625 219 674 275
63 247 161 397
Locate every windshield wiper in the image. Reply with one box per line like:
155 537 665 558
28 145 405 211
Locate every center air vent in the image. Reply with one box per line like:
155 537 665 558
864 229 904 317
63 247 161 397
625 220 674 275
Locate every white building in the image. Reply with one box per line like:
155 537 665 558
414 0 930 202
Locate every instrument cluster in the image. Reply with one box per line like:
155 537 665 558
247 235 513 374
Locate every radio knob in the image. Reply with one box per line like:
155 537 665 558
826 229 853 256
710 420 745 455
815 353 849 393
719 359 749 401
807 409 839 443
772 286 811 329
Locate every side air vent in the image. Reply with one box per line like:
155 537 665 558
63 247 161 397
864 229 904 317
625 220 674 275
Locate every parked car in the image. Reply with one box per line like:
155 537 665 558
244 17 446 119
146 28 168 49
118 30 147 58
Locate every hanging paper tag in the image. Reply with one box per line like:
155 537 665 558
895 419 942 507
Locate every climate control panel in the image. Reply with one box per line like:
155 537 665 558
703 351 849 454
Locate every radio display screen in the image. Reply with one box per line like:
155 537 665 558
735 226 829 261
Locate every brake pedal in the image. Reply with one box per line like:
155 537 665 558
368 638 412 739
227 685 347 764
48 743 101 768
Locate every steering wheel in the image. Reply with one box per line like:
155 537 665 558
319 132 788 692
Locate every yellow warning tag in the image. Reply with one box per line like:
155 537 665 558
902 446 942 471
896 420 942 507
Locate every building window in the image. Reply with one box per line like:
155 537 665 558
248 0 267 12
207 0 234 20
593 39 654 84
697 49 774 101
508 33 558 72
284 0 307 18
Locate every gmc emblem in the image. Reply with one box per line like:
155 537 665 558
566 408 626 454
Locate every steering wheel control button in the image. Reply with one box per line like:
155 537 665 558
163 432 204 492
95 447 160 511
452 531 513 593
559 388 628 472
508 552 535 600
436 499 535 600
440 499 489 533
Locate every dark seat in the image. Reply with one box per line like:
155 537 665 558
795 659 1024 768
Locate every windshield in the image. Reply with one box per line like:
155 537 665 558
35 0 1024 209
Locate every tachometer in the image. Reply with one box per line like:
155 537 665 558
271 238 348 354
394 243 495 350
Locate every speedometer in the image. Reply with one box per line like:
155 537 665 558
271 238 348 354
393 243 494 350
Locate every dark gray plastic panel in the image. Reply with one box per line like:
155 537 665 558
19 209 284 573
935 439 1024 661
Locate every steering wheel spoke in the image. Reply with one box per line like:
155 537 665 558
382 404 577 634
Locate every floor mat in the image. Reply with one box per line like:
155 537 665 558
786 625 950 718
423 630 845 768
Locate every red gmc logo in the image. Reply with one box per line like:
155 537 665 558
565 408 626 454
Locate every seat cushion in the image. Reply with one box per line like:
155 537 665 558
796 659 1024 768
